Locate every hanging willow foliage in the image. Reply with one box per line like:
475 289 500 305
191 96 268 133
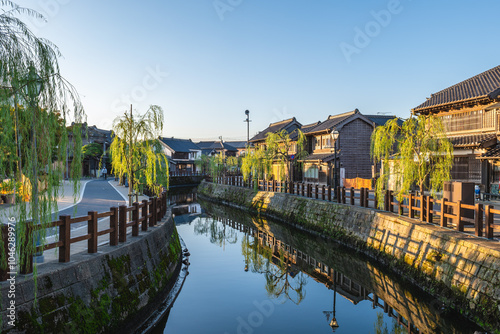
242 129 307 185
110 105 169 206
0 1 84 283
370 115 453 208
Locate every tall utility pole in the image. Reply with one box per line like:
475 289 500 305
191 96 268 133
244 110 251 144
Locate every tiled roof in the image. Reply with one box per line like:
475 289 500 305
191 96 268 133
196 141 237 151
301 153 336 162
306 109 359 135
365 115 403 127
413 65 500 113
479 145 500 160
300 121 322 134
249 118 301 142
225 141 247 149
448 134 497 148
159 137 200 153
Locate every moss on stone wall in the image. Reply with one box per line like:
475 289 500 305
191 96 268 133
7 216 182 334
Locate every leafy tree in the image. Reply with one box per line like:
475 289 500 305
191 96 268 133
110 105 169 206
82 143 103 160
371 115 453 207
195 154 210 174
0 1 84 276
242 129 307 185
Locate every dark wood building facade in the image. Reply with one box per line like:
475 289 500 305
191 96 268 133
412 65 500 193
301 109 376 186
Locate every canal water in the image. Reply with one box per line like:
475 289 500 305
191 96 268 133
153 187 484 334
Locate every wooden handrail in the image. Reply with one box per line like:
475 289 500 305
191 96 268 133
214 175 499 242
0 190 170 281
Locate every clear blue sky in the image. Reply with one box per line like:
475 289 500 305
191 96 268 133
16 0 500 141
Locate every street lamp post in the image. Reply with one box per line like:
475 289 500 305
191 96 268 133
244 110 251 145
332 130 340 195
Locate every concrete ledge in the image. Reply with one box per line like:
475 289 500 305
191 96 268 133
0 210 182 334
199 181 500 330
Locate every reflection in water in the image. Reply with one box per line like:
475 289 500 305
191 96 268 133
157 188 483 333
202 200 482 334
194 218 238 248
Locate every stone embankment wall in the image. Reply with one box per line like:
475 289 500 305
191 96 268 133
0 211 182 334
199 182 500 329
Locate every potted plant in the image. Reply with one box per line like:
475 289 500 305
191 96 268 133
1 180 15 204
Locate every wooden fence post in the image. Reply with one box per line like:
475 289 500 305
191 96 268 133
475 203 483 237
427 196 433 223
19 222 34 274
389 191 394 213
420 195 425 222
342 187 346 204
59 215 71 263
110 207 118 246
132 202 140 236
142 199 149 231
150 198 156 227
409 193 414 218
315 184 319 199
384 190 389 212
350 187 355 206
456 200 463 231
88 211 98 253
360 188 365 207
485 205 493 239
322 185 326 200
0 225 8 281
119 205 127 243
441 198 448 227
328 186 332 201
156 197 162 223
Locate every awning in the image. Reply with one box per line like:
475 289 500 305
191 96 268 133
300 153 336 163
478 145 500 160
449 133 497 149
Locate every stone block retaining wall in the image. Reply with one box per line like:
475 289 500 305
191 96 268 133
0 212 181 334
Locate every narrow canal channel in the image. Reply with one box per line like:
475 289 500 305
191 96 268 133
153 187 484 333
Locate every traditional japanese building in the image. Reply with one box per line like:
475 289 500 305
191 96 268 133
196 140 238 157
159 137 201 172
412 65 500 193
301 109 377 186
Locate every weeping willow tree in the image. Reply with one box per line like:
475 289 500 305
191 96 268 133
0 1 84 278
110 105 169 206
371 115 453 208
242 129 307 185
241 145 271 185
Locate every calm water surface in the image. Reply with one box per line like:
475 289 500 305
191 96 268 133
153 188 484 334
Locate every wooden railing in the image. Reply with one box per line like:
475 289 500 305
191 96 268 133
212 176 499 241
0 191 168 281
170 171 206 177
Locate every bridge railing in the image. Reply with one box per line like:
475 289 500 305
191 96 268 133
0 191 168 281
211 175 499 241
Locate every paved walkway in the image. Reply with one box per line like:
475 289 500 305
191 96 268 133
0 178 153 265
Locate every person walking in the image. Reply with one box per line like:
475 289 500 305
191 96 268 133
102 166 108 180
